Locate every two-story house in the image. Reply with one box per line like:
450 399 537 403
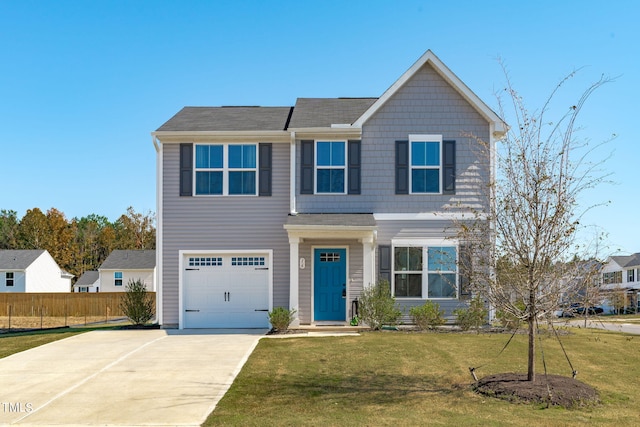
152 50 506 329
601 252 640 312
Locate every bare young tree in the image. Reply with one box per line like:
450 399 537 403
458 67 612 381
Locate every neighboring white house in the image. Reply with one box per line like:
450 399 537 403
98 250 156 292
601 253 640 312
0 249 73 293
73 270 100 293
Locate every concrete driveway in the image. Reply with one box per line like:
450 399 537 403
0 329 266 426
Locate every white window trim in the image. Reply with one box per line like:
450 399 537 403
193 143 258 197
408 134 443 195
391 238 459 300
6 272 14 287
114 271 123 287
314 140 347 195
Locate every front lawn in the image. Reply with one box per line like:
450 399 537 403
206 328 640 426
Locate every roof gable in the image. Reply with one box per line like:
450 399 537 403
100 250 156 270
0 250 45 270
352 50 506 135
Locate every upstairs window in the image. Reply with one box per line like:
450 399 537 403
316 141 346 193
195 144 257 195
410 135 442 193
628 269 635 283
114 272 123 287
6 272 14 287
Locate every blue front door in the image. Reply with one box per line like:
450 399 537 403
314 248 347 321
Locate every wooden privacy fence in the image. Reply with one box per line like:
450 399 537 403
0 292 156 318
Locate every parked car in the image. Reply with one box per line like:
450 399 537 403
559 303 603 317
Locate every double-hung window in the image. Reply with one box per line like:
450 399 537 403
410 135 442 193
6 272 14 287
628 269 635 283
393 243 458 299
316 141 346 193
114 272 123 287
195 144 257 195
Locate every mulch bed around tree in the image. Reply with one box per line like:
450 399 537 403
474 373 599 408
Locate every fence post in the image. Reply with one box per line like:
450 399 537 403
40 305 44 329
8 304 11 330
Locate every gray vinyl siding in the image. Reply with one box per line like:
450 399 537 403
296 62 490 214
161 142 290 327
297 239 363 324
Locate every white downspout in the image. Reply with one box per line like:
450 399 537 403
152 134 163 327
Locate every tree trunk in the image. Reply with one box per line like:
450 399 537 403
527 314 535 381
527 289 536 381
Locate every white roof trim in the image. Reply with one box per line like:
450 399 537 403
374 212 487 221
352 50 507 136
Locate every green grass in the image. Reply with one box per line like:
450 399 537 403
205 328 640 426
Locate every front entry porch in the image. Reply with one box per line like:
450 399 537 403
284 214 377 327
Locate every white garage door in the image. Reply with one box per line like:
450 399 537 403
182 253 270 328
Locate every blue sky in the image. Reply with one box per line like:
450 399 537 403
0 0 637 256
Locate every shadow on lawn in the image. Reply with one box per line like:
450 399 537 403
270 372 457 403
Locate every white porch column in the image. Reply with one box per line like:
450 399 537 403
362 235 375 289
289 236 301 326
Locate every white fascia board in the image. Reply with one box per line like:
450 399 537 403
352 50 507 136
392 237 458 246
151 130 291 143
374 212 488 221
284 225 377 242
287 127 362 139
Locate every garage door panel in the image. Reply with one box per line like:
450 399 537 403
183 254 270 328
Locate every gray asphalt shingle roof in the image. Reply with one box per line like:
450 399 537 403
285 213 376 227
75 270 99 286
0 250 45 269
611 253 640 268
100 250 156 270
288 98 377 128
156 106 293 132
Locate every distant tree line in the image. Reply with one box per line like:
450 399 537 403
0 207 155 281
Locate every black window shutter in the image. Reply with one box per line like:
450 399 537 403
347 140 361 194
395 140 409 194
458 243 471 299
179 143 193 197
258 143 272 196
443 140 456 194
378 245 391 284
300 140 314 194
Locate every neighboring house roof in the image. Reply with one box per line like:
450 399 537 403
156 106 293 132
0 249 45 269
285 213 376 228
288 98 378 128
100 250 156 270
352 50 507 136
610 253 640 269
75 270 99 286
